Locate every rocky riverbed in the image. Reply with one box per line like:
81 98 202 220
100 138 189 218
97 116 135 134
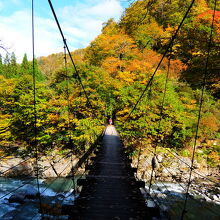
0 177 219 220
134 150 219 183
132 149 220 210
143 182 220 220
0 177 76 219
0 154 78 178
0 153 82 219
0 152 219 219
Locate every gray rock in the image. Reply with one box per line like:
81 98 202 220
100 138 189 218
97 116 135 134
147 200 156 208
156 193 167 199
212 195 220 202
8 194 25 204
152 156 160 169
157 154 163 163
23 185 38 199
178 157 192 168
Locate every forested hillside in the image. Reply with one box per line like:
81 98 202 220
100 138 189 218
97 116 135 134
0 0 219 167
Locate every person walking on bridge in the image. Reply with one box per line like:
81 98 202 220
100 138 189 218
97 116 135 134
109 118 113 125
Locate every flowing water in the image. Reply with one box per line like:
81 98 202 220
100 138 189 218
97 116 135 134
0 177 75 219
0 178 219 219
146 182 220 220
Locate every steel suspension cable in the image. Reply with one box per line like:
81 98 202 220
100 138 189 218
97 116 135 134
130 59 173 205
39 160 73 195
150 52 171 184
147 149 186 190
64 42 71 136
48 0 93 110
164 148 219 185
142 161 185 215
135 85 153 178
180 1 218 219
17 168 74 220
0 151 72 201
136 141 142 179
0 179 35 200
63 43 77 195
149 50 172 192
148 148 219 216
0 157 32 175
126 0 196 121
142 152 219 217
141 145 218 186
31 0 42 213
64 43 73 143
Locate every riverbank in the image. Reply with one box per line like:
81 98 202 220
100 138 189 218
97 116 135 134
144 182 220 220
1 149 219 202
0 147 219 219
0 152 78 178
0 177 219 220
132 147 220 207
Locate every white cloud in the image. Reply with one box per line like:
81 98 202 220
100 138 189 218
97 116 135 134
59 0 123 46
0 0 124 62
0 10 63 62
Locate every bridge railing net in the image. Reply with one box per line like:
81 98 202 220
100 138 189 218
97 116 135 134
127 146 220 219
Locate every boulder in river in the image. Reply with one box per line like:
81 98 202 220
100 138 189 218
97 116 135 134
23 184 38 199
8 194 25 204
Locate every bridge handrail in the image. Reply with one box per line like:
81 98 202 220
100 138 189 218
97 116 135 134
71 128 106 174
67 127 106 196
132 148 220 217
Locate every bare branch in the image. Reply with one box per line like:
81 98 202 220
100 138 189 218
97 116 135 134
0 40 10 54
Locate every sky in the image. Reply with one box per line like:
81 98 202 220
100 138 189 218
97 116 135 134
0 0 131 63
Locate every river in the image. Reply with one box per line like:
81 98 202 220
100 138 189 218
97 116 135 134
146 182 220 220
0 177 75 219
0 177 219 219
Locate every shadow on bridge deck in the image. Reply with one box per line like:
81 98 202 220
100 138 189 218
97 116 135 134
70 126 151 220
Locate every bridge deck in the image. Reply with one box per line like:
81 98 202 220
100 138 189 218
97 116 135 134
71 126 150 220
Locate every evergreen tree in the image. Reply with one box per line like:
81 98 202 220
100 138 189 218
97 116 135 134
1 53 19 78
4 54 10 65
33 58 45 82
20 53 31 75
3 54 10 78
10 52 18 78
19 54 45 81
11 52 17 66
0 54 3 75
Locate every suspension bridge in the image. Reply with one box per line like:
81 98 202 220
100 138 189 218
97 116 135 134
70 125 149 219
0 0 219 219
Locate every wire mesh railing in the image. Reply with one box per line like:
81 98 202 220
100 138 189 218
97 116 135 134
0 131 105 220
126 145 220 219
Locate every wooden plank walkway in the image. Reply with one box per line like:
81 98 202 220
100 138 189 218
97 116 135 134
70 126 150 220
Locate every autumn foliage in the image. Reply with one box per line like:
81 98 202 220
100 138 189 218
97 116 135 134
0 0 219 165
